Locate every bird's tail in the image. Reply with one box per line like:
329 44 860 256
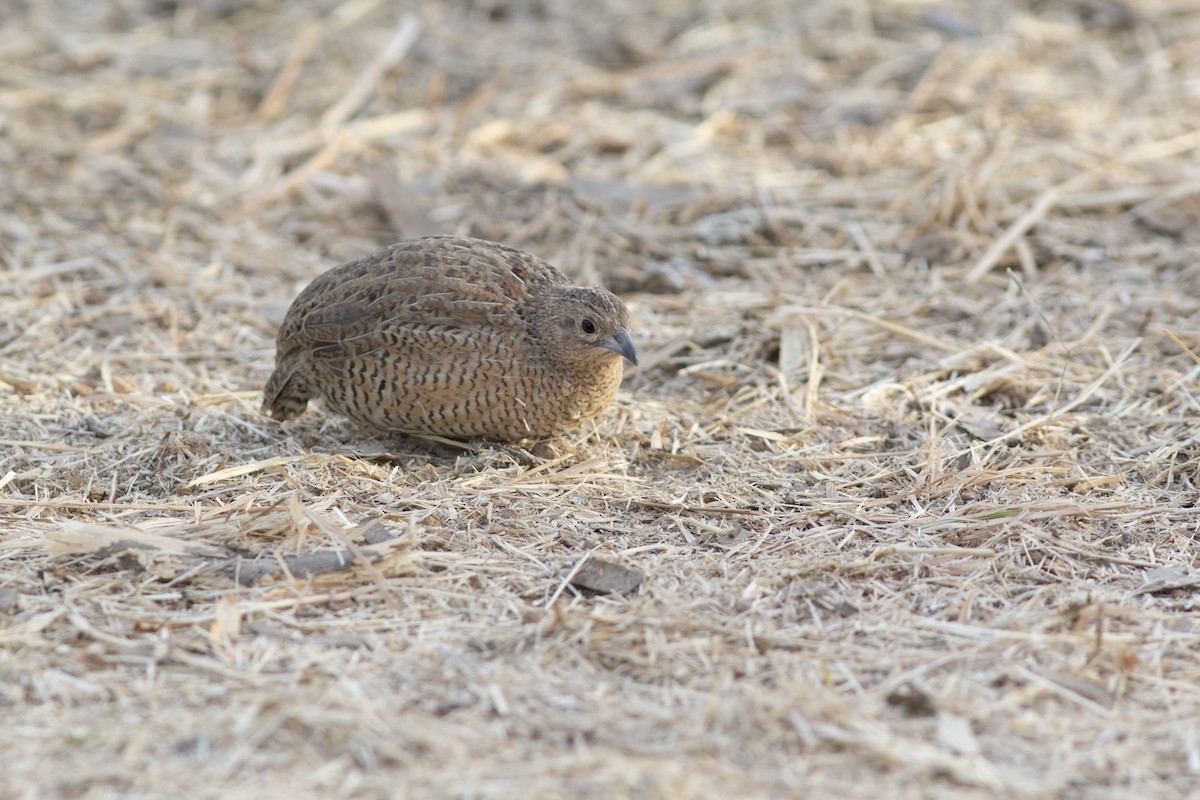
262 361 312 421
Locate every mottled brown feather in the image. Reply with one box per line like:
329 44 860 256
263 236 636 441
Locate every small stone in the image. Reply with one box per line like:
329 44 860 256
569 557 643 595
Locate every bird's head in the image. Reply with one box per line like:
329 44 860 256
534 286 638 370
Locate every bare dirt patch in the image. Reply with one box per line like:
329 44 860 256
3 1 1200 797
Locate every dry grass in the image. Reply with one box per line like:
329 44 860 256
3 0 1200 797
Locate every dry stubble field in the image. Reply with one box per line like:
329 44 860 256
3 0 1200 797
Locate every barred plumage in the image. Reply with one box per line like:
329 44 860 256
263 236 637 441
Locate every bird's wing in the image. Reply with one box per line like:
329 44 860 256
307 322 519 366
280 238 565 355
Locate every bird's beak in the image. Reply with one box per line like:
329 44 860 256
600 328 638 365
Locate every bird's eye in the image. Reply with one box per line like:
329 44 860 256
580 319 597 334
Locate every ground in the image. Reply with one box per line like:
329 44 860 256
3 0 1200 798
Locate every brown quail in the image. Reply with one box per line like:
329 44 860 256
263 236 638 441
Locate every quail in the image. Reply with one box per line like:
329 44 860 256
263 236 638 441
